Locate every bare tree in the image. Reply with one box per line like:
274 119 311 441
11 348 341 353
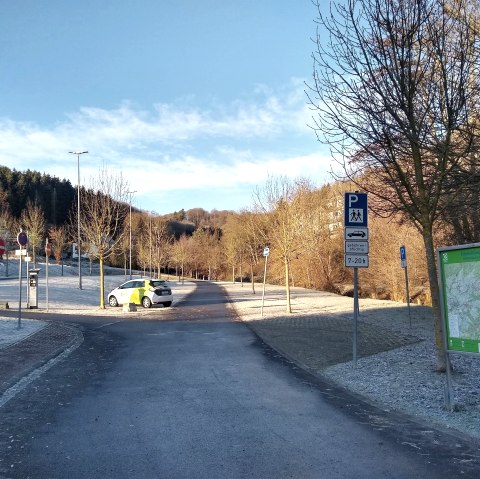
20 199 46 267
75 167 129 308
238 211 266 293
308 0 480 370
253 176 307 313
222 213 248 283
171 234 190 283
49 225 68 271
151 217 172 278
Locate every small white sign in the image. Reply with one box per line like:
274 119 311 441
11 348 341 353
345 241 369 254
345 254 369 268
15 249 27 256
263 247 270 257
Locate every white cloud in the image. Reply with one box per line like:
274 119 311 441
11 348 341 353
0 80 332 212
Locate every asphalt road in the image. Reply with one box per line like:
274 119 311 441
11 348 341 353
0 282 477 478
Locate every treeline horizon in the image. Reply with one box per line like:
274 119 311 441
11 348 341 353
1 165 478 308
0 165 231 236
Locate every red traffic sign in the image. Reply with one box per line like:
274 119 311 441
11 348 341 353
17 231 28 247
0 238 5 256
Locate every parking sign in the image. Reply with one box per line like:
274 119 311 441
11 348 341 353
344 193 368 228
400 245 407 268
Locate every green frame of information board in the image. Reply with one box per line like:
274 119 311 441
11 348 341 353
437 242 480 354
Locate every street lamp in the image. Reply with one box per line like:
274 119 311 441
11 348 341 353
69 151 88 290
128 190 137 279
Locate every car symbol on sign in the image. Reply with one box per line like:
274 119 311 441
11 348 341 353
347 231 366 238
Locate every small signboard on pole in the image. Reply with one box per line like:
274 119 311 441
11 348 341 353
261 246 269 317
400 246 412 328
400 245 407 268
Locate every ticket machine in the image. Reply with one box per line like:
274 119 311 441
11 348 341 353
28 268 40 309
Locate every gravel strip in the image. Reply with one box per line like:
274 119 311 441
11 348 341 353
220 282 480 441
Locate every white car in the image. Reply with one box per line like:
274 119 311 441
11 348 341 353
108 279 173 308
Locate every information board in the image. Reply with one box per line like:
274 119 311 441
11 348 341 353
438 243 480 353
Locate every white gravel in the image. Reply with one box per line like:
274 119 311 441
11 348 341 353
220 281 480 441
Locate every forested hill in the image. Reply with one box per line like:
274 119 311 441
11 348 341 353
0 165 75 225
0 165 232 233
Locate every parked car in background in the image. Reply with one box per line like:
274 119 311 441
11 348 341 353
108 278 173 308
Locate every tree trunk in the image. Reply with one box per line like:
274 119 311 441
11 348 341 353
422 226 447 371
250 263 255 294
285 257 292 314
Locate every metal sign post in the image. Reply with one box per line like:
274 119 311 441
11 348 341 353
16 230 28 329
344 193 369 369
353 267 359 368
17 250 23 329
46 238 51 311
400 246 412 328
261 247 270 317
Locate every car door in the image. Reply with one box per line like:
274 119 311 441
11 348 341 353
118 280 136 305
129 280 146 305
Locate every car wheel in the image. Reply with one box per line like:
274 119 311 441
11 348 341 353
109 296 118 307
142 297 152 308
163 301 172 307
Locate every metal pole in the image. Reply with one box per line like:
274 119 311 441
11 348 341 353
261 255 268 317
353 267 359 369
149 216 152 276
129 201 132 279
128 191 137 279
26 256 30 308
77 154 82 289
404 265 412 328
46 240 49 312
17 251 22 329
69 151 88 289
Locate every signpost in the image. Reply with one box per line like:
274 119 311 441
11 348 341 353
344 192 369 369
46 238 51 311
400 246 412 328
16 230 28 329
261 246 270 317
437 242 480 410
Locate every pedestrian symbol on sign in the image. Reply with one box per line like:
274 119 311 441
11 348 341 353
349 209 364 223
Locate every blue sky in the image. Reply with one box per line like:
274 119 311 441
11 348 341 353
0 0 331 215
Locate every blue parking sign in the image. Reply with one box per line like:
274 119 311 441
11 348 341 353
344 193 368 228
400 245 407 268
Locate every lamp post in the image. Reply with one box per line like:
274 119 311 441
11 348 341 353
128 190 137 279
69 151 88 289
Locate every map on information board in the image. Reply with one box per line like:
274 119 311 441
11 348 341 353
438 244 480 353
